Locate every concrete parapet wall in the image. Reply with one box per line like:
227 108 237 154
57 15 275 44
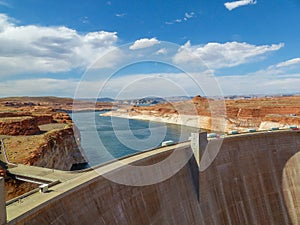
5 131 300 225
0 177 6 225
7 145 203 225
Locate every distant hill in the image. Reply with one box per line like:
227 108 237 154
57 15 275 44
96 98 115 102
164 96 193 102
113 96 193 105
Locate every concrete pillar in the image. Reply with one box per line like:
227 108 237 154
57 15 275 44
0 177 6 225
191 131 208 167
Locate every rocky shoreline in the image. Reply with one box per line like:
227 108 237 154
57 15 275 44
101 96 300 132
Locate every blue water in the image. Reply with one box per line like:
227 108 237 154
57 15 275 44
71 111 198 166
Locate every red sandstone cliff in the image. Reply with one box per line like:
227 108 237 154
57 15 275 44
102 96 300 132
0 98 89 201
0 116 40 136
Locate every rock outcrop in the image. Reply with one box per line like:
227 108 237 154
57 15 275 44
0 116 40 136
0 98 89 201
2 123 87 201
25 125 86 170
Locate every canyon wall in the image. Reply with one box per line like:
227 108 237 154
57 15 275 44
22 125 86 171
0 117 40 136
0 110 86 171
101 96 300 132
3 125 87 201
6 131 300 225
0 110 87 201
103 109 300 132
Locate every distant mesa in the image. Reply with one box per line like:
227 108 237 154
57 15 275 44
192 95 207 102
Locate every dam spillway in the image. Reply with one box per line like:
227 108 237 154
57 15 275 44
2 130 300 224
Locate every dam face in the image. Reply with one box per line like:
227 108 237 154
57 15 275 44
199 131 300 224
5 131 300 225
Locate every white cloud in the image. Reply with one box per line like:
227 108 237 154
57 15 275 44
0 14 119 76
216 57 300 95
129 38 160 50
224 0 257 11
2 64 300 97
0 71 216 98
185 12 195 19
218 73 300 95
274 58 300 68
155 48 168 55
0 14 13 31
165 12 195 25
0 78 79 97
249 57 300 77
115 13 126 17
173 41 284 69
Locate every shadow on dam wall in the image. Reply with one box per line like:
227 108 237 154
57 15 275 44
5 131 300 225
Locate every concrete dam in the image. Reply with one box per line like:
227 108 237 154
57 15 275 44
2 130 300 224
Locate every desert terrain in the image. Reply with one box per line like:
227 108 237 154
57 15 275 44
1 95 300 200
102 95 300 132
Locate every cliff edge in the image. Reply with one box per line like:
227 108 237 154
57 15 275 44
0 98 88 200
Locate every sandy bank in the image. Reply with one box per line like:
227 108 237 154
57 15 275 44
100 111 229 132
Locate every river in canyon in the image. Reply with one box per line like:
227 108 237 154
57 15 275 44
71 111 199 166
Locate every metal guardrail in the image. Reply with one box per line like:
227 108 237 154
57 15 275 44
6 180 60 206
0 138 17 167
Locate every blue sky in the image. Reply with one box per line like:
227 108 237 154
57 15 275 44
0 0 300 98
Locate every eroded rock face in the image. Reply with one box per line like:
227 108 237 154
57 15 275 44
32 114 54 125
24 125 87 171
0 116 40 135
2 124 87 200
52 112 72 124
0 102 88 201
104 96 300 132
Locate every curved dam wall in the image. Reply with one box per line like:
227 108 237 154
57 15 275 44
5 131 300 225
6 144 203 225
199 131 300 224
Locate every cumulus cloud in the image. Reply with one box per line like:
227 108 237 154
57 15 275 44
224 0 257 11
129 38 160 50
173 41 284 69
0 14 119 76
